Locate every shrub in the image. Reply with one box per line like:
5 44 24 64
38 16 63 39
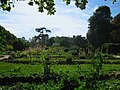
66 57 72 64
102 54 115 59
79 55 86 59
64 48 69 52
13 66 22 72
45 57 49 60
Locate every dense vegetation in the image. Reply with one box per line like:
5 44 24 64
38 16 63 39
0 6 120 90
0 25 29 53
0 25 16 51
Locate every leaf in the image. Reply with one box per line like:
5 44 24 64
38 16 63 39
40 27 46 30
46 30 51 33
35 1 39 5
112 0 117 4
28 1 33 6
1 4 6 10
6 6 11 12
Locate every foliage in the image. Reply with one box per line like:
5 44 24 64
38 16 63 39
112 13 120 26
87 6 113 49
46 37 55 46
102 53 115 59
13 38 29 51
35 27 51 49
66 53 73 64
0 0 117 15
0 78 119 90
0 25 16 51
74 54 103 90
0 25 29 52
15 47 42 59
0 58 119 89
110 13 120 43
43 35 87 48
74 35 88 48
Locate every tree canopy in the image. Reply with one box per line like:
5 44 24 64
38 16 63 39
87 6 113 49
110 13 120 43
0 25 16 51
73 35 87 48
0 0 117 15
0 25 29 51
35 27 51 48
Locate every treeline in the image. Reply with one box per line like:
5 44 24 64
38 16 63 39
0 24 87 52
0 25 29 52
29 6 120 54
29 35 88 49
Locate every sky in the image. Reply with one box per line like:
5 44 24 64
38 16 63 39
0 0 120 40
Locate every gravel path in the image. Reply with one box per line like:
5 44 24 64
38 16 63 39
0 55 10 60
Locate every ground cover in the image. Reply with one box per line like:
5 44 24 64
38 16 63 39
0 62 120 77
0 76 119 90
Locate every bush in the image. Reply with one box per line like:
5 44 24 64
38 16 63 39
79 55 86 59
66 57 72 64
102 54 115 59
13 66 22 72
8 51 16 60
45 57 49 60
64 48 69 52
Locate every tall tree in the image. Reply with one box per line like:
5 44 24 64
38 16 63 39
111 13 120 28
110 13 120 43
87 6 112 49
35 27 51 49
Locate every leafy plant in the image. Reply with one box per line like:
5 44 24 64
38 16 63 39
77 53 103 89
13 65 22 72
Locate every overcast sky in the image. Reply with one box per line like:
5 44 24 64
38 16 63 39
0 0 120 40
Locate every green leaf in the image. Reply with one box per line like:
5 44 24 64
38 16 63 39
28 1 33 6
113 0 117 4
6 6 11 12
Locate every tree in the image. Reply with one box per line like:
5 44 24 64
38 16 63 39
74 35 87 48
0 0 117 15
46 37 55 46
87 6 112 50
111 13 120 29
0 25 17 51
35 27 51 49
59 37 71 47
13 38 29 51
110 13 120 43
29 37 39 47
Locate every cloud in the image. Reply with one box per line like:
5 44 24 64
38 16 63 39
0 1 91 40
92 5 98 12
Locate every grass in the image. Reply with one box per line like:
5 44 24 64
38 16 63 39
16 57 42 61
0 62 120 77
0 59 120 90
103 64 120 73
0 62 43 77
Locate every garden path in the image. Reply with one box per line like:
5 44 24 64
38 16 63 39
0 55 10 60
